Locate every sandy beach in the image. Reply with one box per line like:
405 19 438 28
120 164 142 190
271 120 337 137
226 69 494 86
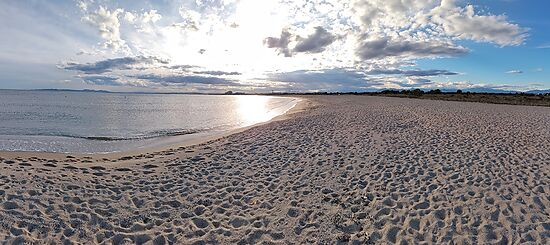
0 95 549 244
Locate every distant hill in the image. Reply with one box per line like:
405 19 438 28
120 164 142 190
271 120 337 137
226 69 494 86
526 89 550 94
458 88 519 94
32 88 111 93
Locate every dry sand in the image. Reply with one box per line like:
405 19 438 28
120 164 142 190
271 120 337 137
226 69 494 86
0 95 549 244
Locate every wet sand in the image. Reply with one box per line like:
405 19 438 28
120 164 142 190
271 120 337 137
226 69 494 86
0 95 548 244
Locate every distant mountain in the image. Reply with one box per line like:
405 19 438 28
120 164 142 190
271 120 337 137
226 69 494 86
458 88 520 94
526 89 550 94
32 88 112 93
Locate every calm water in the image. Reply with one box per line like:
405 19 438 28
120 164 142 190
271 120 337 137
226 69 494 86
0 90 298 153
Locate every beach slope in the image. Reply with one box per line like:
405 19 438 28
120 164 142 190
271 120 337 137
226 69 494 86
0 95 548 244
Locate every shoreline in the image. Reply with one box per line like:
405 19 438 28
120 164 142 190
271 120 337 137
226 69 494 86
0 97 310 162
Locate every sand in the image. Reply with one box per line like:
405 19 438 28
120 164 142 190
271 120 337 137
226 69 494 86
0 95 548 244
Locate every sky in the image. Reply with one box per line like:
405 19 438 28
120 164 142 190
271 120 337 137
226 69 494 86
0 0 549 93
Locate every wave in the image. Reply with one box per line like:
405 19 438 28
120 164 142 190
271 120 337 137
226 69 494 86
12 129 202 142
72 129 202 141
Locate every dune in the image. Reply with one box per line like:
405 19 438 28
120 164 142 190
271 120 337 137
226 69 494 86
0 95 548 244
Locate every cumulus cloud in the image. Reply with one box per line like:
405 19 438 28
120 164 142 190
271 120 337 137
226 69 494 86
264 30 293 57
430 1 528 46
356 38 468 60
293 27 337 54
140 10 162 23
124 12 136 22
81 6 128 52
125 10 161 23
353 0 527 46
60 56 169 74
265 27 338 56
506 70 523 74
351 0 527 62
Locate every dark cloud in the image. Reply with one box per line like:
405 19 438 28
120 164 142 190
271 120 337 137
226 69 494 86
394 78 434 88
266 68 462 92
60 56 168 74
367 69 459 77
81 75 121 86
192 71 241 76
268 69 382 92
356 38 468 60
293 27 337 53
132 74 240 86
265 27 337 57
168 64 197 70
265 30 293 57
61 56 243 88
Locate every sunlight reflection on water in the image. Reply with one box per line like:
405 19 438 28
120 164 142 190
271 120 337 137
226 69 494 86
236 95 276 126
0 91 298 153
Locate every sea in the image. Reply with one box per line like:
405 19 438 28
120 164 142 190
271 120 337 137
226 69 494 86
0 90 298 153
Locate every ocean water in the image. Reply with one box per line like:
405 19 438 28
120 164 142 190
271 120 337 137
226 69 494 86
0 90 298 153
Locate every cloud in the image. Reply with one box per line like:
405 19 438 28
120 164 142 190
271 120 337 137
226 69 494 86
80 74 241 88
431 82 522 93
140 10 162 24
192 71 241 76
266 67 468 92
60 55 245 89
77 0 89 11
123 12 136 22
430 1 528 46
353 0 527 47
506 70 523 74
81 6 128 52
132 74 240 86
367 69 459 77
293 27 337 54
55 1 533 92
394 77 435 88
356 38 468 60
60 56 168 74
81 75 121 86
267 69 377 92
168 64 198 70
265 27 338 57
267 68 456 92
264 30 293 57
